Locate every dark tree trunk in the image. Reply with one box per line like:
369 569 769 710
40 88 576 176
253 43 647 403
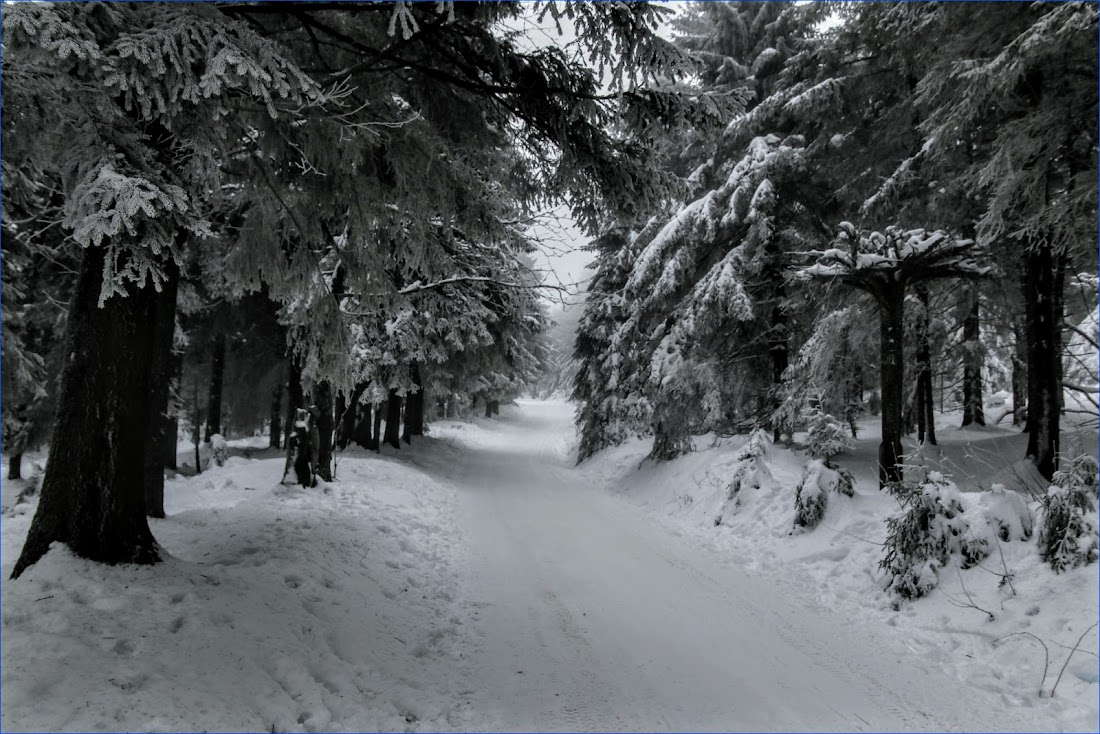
769 287 789 442
204 331 226 442
384 390 402 449
960 287 985 428
372 403 384 453
192 371 202 476
915 283 936 446
403 364 425 442
8 453 22 481
491 400 500 416
162 353 182 471
1012 310 1027 426
269 384 282 449
144 261 179 519
342 384 366 449
401 400 413 445
876 284 906 488
283 356 304 474
12 247 166 579
334 391 347 450
1024 245 1064 481
484 398 493 419
312 381 334 482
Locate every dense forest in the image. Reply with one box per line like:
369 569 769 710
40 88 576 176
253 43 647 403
574 2 1098 488
1 0 1097 584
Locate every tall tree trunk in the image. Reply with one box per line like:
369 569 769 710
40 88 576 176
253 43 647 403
877 284 906 488
144 261 179 519
484 399 494 418
1024 245 1064 481
960 287 985 427
204 331 226 442
8 453 22 481
769 287 789 442
372 402 384 453
334 391 347 450
1012 309 1028 426
915 283 936 446
384 389 402 449
162 353 181 470
269 384 282 449
403 364 425 441
12 247 167 578
402 398 413 445
283 356 304 473
342 384 366 449
312 381 334 482
192 370 202 475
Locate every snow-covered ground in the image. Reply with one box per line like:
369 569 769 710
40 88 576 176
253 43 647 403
2 448 477 731
2 400 1097 731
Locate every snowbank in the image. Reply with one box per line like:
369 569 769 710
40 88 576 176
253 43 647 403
2 447 475 732
582 421 1100 731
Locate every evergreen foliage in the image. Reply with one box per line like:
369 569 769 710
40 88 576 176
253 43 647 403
802 407 850 463
1038 455 1100 573
880 473 990 600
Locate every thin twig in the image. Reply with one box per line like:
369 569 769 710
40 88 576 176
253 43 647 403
821 523 886 546
1050 622 1099 698
991 631 1049 696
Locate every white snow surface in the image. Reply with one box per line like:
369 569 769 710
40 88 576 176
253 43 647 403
3 400 1098 731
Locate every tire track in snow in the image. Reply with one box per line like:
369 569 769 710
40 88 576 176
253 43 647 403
432 401 1029 732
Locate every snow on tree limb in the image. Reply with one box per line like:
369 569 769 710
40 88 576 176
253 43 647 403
793 222 991 289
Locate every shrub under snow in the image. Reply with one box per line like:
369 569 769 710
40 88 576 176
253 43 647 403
880 472 990 600
792 459 855 531
727 429 771 498
1038 455 1099 573
716 429 773 525
209 433 228 468
803 407 851 462
975 484 1033 542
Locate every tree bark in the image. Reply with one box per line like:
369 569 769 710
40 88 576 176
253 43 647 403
877 284 906 488
269 383 282 449
484 398 493 419
403 364 425 442
12 246 165 578
312 381 334 482
1024 245 1064 481
342 384 366 449
769 287 789 442
144 261 179 519
283 356 304 473
8 453 22 481
915 283 936 446
960 287 985 428
334 391 347 450
1012 309 1028 426
384 390 402 449
204 331 226 442
162 353 182 471
372 402 384 453
192 370 202 475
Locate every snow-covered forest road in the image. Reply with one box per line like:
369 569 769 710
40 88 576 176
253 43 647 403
421 401 1019 732
6 400 1085 732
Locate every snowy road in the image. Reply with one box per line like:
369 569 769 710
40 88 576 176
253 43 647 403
427 401 1020 732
